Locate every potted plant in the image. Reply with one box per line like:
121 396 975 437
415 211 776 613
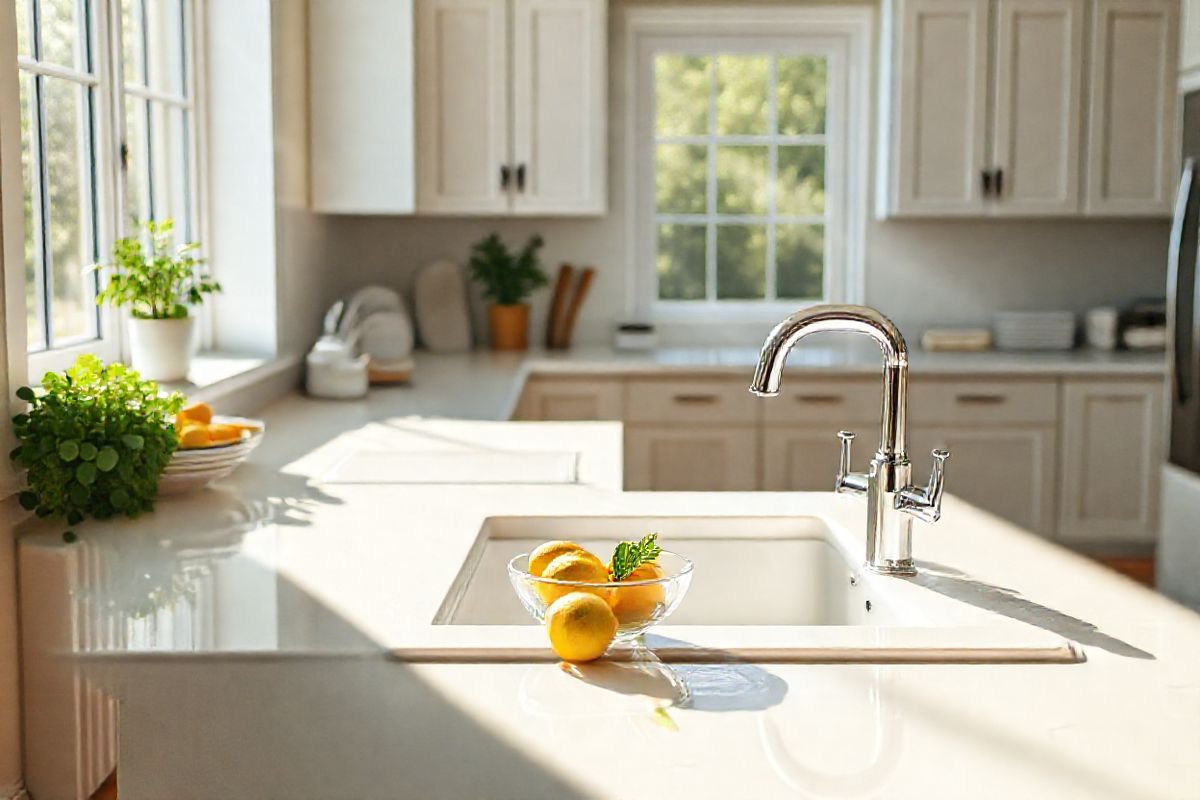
467 233 547 351
95 219 221 381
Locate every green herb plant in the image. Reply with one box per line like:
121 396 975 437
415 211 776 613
609 533 663 581
11 355 184 536
466 233 548 305
95 218 221 319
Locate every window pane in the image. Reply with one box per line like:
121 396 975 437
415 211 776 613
716 55 767 135
777 145 825 217
20 76 44 351
655 54 709 137
121 0 144 85
716 145 766 215
778 56 827 136
655 143 706 214
39 0 83 70
144 0 185 95
657 224 705 300
716 225 765 300
16 0 31 56
148 102 190 235
123 98 149 227
777 224 824 299
42 77 96 343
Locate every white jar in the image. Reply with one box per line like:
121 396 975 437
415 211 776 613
127 316 197 381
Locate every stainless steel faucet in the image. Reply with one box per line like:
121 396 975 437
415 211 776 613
749 305 949 576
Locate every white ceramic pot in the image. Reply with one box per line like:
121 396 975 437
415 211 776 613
127 316 197 381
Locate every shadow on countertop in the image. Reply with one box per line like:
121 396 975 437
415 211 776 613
912 560 1155 660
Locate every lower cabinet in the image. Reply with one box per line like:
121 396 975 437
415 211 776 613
1057 380 1164 543
909 425 1058 536
762 426 858 491
624 425 758 491
512 378 622 420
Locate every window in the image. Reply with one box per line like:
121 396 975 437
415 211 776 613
629 9 868 323
15 0 202 372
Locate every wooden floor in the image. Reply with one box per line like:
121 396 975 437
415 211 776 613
1092 555 1156 587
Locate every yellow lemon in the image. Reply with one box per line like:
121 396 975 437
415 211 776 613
610 562 666 625
537 552 611 606
528 540 597 577
179 401 214 425
546 592 618 663
177 423 211 449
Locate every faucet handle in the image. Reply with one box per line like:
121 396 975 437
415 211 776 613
898 448 950 523
835 431 868 496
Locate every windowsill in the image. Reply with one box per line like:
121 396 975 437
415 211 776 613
159 351 302 411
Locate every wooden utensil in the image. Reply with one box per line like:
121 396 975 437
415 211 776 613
555 266 595 349
546 263 574 349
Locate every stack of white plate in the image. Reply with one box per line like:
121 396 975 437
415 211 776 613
158 417 265 495
993 311 1077 351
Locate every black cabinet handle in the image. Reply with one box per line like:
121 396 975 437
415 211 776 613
500 165 511 191
994 168 1004 197
516 163 526 193
981 169 992 197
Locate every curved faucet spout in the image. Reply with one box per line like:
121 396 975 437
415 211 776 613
749 304 908 458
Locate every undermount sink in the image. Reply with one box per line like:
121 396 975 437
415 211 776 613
422 515 1083 664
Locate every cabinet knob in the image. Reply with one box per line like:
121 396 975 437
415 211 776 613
500 164 511 191
516 163 527 193
981 169 993 197
994 168 1004 197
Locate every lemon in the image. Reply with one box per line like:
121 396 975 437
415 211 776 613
528 540 597 577
537 552 611 606
609 562 666 625
546 592 618 662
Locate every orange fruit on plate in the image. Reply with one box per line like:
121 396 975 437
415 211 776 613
546 592 618 662
537 552 611 606
609 562 666 625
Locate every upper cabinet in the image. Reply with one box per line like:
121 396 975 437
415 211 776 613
879 0 1176 218
415 0 607 215
1183 0 1200 77
309 0 607 216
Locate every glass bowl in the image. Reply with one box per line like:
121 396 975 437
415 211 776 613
507 550 694 641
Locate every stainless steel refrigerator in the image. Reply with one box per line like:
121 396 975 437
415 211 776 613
1160 90 1200 610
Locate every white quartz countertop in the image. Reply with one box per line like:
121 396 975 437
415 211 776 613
14 347 1196 800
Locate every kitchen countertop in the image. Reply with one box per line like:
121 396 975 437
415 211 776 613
15 347 1197 800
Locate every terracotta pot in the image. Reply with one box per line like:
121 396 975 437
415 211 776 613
488 303 530 351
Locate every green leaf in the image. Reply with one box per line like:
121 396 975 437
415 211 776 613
121 434 144 451
15 386 35 402
609 533 663 581
57 440 80 462
12 413 29 426
75 462 97 486
79 442 98 461
62 531 77 543
18 492 37 511
69 483 88 505
110 487 129 509
96 447 119 472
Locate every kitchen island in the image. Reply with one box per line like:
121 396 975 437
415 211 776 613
15 347 1199 800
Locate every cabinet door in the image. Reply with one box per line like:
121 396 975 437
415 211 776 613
1084 0 1179 216
762 426 871 492
512 378 623 420
1058 380 1165 543
1183 0 1200 76
890 0 990 215
510 0 606 214
415 0 510 214
909 425 1058 536
310 0 416 214
991 0 1084 215
624 426 758 491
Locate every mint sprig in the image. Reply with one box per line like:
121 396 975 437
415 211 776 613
609 533 662 581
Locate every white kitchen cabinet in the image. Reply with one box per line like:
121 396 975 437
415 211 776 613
624 426 758 491
513 378 623 420
762 427 864 492
1084 0 1179 216
990 0 1084 215
886 0 990 215
909 425 1058 536
1183 0 1200 77
415 0 606 215
309 0 416 214
1057 380 1165 543
415 0 511 214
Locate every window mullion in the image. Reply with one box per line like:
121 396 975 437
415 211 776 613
705 54 717 304
32 70 55 349
766 54 778 303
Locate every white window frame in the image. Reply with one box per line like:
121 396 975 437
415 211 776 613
19 0 206 379
625 7 871 326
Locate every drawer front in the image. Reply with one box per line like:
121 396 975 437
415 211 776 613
514 378 623 420
625 379 761 424
761 378 883 425
908 380 1058 425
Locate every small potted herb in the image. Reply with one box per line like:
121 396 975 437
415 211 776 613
467 233 547 351
10 355 184 537
95 219 221 381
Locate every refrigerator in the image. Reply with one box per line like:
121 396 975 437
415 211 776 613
1160 90 1200 611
